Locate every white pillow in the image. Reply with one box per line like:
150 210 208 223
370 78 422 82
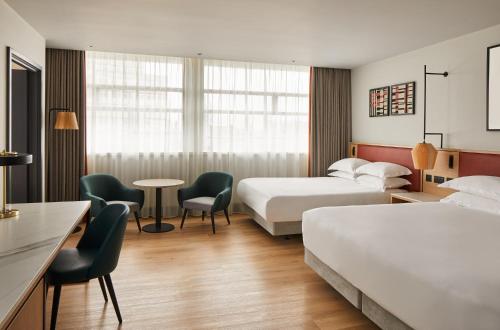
356 162 412 178
328 170 357 180
439 176 500 202
440 192 500 215
356 174 411 191
328 158 370 174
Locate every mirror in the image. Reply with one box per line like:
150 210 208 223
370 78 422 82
488 44 500 130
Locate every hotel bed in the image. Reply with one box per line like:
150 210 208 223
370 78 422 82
303 202 500 330
238 177 405 235
238 144 420 236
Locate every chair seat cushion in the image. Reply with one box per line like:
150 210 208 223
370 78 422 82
183 197 216 212
48 248 98 284
107 200 139 213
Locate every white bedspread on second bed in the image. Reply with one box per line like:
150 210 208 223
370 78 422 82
302 202 500 330
237 177 401 222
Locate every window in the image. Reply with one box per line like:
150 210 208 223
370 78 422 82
203 60 309 153
86 52 184 154
87 53 310 156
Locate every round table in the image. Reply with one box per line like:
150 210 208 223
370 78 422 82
133 179 184 233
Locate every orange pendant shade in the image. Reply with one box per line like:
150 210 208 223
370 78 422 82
54 112 79 130
411 142 437 170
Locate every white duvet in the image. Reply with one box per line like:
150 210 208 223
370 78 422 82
237 177 402 222
302 202 500 330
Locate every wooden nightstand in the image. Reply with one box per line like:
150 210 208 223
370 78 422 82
390 192 442 204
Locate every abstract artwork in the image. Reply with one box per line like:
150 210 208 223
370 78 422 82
391 81 415 115
369 86 390 117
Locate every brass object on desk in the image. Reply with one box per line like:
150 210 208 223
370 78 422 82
0 150 32 219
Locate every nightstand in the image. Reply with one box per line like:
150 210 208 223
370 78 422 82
390 192 442 204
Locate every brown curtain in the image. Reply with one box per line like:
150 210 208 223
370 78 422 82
308 67 351 177
45 49 86 201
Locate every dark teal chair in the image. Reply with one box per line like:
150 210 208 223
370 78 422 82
48 204 129 329
178 172 233 234
80 174 144 232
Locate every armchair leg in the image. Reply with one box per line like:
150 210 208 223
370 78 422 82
180 209 188 229
50 284 62 330
98 276 108 302
104 274 122 323
134 211 141 232
202 211 205 222
224 208 231 225
210 212 216 234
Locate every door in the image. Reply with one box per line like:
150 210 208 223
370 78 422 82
7 48 43 203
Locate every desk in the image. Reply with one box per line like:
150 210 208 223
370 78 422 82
0 201 90 330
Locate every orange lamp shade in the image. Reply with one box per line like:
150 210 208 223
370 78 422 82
411 142 437 170
55 112 79 130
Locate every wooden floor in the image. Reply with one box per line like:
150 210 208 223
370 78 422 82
48 214 377 330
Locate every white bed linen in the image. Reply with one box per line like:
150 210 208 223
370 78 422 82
302 203 500 330
237 177 403 222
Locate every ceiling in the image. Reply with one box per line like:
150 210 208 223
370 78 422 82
6 0 500 68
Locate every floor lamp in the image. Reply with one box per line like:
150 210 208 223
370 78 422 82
49 108 80 230
411 65 448 190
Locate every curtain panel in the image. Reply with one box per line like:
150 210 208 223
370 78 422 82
308 67 351 177
45 48 86 201
86 52 309 216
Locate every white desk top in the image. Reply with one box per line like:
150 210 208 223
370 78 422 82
133 179 184 188
0 201 90 328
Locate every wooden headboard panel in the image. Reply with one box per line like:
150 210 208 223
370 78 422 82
351 143 421 192
459 152 500 177
422 150 459 197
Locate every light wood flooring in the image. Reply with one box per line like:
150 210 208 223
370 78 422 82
48 214 377 329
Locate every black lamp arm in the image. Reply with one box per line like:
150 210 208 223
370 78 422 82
423 132 443 149
423 65 448 147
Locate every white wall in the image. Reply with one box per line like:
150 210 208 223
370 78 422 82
0 0 45 201
352 23 500 151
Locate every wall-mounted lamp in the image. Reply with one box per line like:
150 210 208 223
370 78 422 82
411 65 448 170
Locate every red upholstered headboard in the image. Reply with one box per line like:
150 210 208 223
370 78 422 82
459 152 500 177
354 144 421 192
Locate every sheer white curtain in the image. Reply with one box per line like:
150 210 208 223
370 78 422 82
87 52 309 215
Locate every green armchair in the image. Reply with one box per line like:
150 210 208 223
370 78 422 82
80 174 145 232
178 172 233 234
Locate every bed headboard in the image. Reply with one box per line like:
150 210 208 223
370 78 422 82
459 151 500 177
350 143 500 196
350 143 421 192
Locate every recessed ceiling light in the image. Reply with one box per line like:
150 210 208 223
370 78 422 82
292 60 296 64
88 45 93 48
197 52 203 56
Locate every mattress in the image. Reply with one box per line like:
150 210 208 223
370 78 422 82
302 202 500 330
237 177 402 222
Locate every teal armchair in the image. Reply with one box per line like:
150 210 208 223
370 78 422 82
80 174 145 232
48 204 129 329
178 172 233 234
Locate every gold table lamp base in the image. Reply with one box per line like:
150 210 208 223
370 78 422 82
0 209 19 219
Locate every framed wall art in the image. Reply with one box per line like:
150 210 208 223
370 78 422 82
369 86 390 117
390 81 415 115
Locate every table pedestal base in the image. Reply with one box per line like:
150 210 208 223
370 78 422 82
142 223 175 233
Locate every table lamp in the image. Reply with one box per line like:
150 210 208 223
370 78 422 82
0 151 32 219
